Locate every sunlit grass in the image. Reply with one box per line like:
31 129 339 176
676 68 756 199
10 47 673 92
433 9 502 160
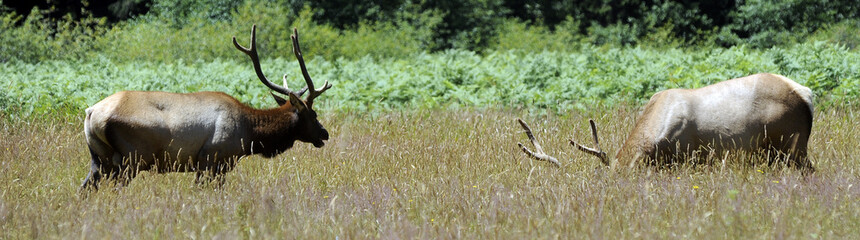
1 107 858 238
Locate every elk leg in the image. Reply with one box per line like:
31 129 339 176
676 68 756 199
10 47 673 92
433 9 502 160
80 149 104 191
209 161 234 187
787 135 815 174
194 169 226 187
212 172 227 187
116 165 138 187
769 133 814 173
81 149 134 190
194 168 216 185
81 169 101 191
194 171 204 185
789 152 815 174
98 153 138 188
784 140 815 174
194 155 233 186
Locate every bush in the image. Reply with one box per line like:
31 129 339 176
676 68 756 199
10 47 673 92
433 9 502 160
806 20 860 50
4 0 860 62
490 17 581 52
727 0 860 48
3 42 858 117
0 8 107 63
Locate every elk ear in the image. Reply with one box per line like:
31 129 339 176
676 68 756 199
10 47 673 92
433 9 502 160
288 92 307 112
271 92 288 106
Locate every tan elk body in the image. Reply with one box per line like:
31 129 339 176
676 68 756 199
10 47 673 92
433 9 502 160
82 25 331 190
519 73 815 171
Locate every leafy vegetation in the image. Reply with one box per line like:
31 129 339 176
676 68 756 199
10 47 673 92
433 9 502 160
2 1 857 118
2 42 858 117
3 0 860 64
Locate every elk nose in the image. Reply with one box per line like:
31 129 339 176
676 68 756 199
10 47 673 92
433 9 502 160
320 129 329 140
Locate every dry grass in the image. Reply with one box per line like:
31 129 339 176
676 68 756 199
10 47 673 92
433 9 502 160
1 107 859 239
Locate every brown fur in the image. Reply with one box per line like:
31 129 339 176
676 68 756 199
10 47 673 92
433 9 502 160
81 26 332 191
608 73 814 171
81 91 328 190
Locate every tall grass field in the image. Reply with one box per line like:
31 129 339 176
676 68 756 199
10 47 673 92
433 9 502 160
1 107 858 238
3 1 860 237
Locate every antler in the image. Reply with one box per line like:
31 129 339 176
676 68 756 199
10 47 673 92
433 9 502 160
569 119 609 166
516 119 561 167
282 74 307 96
291 28 331 108
233 25 305 96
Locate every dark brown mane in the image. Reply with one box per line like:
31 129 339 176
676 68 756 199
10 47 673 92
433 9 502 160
238 99 300 157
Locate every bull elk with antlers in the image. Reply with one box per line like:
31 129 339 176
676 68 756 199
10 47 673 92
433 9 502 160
518 73 815 172
81 25 331 190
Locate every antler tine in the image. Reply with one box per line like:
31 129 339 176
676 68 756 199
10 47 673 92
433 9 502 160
291 28 331 107
283 74 308 96
516 119 561 167
231 25 257 59
232 25 294 96
569 119 609 166
588 119 602 152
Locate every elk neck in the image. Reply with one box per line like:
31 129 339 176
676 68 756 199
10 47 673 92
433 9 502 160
240 103 300 156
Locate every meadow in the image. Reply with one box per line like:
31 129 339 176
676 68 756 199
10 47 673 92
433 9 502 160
3 1 860 237
1 106 859 238
1 38 860 240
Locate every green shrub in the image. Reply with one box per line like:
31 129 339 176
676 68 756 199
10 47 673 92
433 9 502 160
147 0 242 25
91 2 431 63
727 0 860 48
0 8 107 63
3 42 858 117
807 20 860 50
491 17 582 52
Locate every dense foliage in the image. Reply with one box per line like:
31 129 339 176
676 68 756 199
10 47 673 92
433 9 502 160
2 0 860 63
2 43 857 117
1 0 858 117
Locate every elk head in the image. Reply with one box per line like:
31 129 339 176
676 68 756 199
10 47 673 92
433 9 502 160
232 25 332 148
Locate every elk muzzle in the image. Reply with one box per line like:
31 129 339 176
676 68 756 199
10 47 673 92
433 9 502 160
312 128 329 148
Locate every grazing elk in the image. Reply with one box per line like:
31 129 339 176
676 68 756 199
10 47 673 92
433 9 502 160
518 73 815 172
81 25 332 190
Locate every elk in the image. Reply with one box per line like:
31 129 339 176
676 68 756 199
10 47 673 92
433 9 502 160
518 73 815 172
81 25 332 190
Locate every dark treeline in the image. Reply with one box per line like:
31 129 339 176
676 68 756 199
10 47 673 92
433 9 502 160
299 0 860 49
1 0 858 60
3 0 149 22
